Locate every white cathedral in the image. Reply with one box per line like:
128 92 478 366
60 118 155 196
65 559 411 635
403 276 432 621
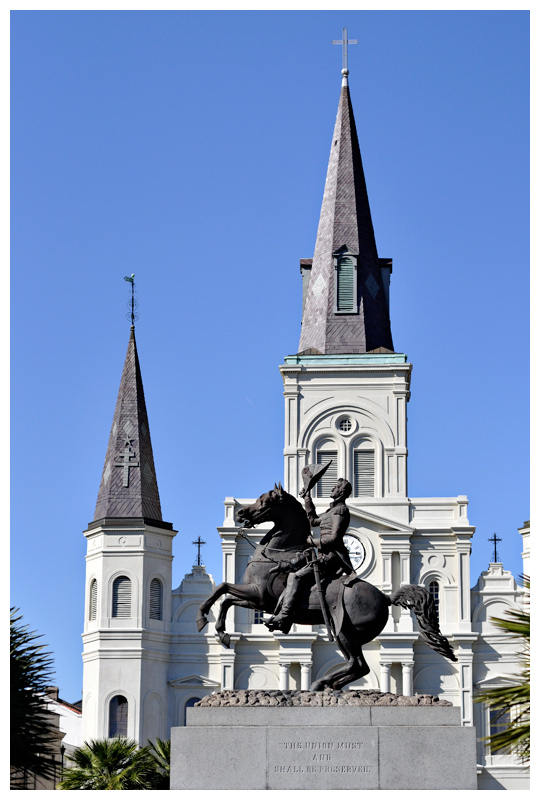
80 66 529 791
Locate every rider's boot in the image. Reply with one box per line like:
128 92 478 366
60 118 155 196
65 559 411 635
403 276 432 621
265 577 300 634
342 570 358 587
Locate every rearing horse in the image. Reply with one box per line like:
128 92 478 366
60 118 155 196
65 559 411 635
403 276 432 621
197 484 456 691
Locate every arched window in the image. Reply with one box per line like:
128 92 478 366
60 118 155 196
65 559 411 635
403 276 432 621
183 697 201 725
112 576 131 618
428 581 440 617
316 447 338 497
109 695 128 738
353 446 375 497
89 579 98 621
149 578 163 620
489 708 511 754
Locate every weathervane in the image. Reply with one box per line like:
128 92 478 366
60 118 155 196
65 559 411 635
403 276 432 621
193 536 206 566
123 274 139 326
488 533 502 563
332 27 357 73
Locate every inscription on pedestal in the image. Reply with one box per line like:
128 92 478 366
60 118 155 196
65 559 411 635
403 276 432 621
268 727 378 789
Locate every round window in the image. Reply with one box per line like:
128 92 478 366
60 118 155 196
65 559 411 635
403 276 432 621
338 417 352 432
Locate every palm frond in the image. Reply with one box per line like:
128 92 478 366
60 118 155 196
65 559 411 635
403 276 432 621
10 608 57 784
474 578 530 762
58 738 158 790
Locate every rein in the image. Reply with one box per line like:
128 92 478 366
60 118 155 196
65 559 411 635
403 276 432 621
237 529 307 564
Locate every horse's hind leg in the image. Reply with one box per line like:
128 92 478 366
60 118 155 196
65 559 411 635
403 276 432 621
215 597 257 649
331 649 370 691
310 632 370 691
197 582 260 632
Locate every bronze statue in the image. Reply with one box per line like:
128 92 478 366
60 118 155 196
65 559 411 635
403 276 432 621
266 474 356 635
197 473 456 691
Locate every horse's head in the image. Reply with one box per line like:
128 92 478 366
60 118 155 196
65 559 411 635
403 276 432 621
237 483 288 528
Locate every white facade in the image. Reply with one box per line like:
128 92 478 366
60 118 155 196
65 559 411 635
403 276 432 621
81 352 529 790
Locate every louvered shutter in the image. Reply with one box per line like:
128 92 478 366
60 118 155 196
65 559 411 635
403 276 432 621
112 576 131 618
149 578 163 620
316 451 338 497
353 450 375 496
90 579 98 621
337 256 354 311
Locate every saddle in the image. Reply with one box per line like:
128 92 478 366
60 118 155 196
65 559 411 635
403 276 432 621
270 570 351 638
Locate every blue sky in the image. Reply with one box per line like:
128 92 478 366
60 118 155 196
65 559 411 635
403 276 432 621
11 10 529 703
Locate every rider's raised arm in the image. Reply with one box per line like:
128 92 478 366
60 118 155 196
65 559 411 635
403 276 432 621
304 493 321 527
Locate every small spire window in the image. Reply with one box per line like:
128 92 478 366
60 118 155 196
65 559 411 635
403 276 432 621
333 246 358 314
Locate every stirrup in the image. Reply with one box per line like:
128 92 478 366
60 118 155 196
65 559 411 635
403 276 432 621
265 612 293 635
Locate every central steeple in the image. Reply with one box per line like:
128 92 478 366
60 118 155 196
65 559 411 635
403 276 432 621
298 66 394 355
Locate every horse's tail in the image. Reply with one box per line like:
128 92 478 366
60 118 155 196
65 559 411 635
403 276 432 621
389 584 457 662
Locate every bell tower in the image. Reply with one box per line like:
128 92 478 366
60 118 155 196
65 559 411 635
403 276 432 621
81 324 176 744
281 61 411 529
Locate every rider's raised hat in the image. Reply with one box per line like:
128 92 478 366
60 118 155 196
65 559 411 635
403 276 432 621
301 461 333 494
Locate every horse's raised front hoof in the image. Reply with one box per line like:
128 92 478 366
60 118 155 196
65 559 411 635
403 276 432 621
219 633 231 648
196 615 208 632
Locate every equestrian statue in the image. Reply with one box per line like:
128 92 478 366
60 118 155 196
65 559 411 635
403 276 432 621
197 462 457 691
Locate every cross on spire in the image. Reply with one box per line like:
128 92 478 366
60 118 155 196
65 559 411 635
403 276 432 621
488 533 503 563
115 440 139 487
192 536 206 566
332 27 357 72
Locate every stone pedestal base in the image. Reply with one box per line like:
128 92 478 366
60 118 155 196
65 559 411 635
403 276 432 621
170 691 477 790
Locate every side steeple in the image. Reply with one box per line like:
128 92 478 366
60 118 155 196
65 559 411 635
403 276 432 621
93 326 163 522
298 66 394 355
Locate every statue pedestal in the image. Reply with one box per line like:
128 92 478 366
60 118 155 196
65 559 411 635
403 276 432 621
170 691 477 790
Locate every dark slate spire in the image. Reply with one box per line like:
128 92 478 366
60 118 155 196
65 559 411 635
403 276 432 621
93 327 163 522
298 71 394 355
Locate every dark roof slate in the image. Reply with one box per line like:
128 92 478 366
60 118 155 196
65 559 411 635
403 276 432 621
93 327 163 522
298 79 394 355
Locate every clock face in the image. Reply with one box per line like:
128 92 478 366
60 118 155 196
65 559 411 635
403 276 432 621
343 534 366 573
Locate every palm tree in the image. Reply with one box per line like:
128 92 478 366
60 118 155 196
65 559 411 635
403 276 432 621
10 608 57 788
474 576 530 761
148 738 171 788
58 738 159 790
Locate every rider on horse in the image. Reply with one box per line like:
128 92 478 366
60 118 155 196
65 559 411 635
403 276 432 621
266 477 357 635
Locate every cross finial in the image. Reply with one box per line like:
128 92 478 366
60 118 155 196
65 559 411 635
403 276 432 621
332 27 358 80
192 536 206 566
488 533 503 563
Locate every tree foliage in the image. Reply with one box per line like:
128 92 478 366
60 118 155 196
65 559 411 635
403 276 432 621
147 737 171 788
10 607 57 786
474 576 530 761
58 738 161 790
58 737 171 790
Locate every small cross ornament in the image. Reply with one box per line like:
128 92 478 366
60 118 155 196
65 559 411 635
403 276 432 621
332 27 358 72
488 533 502 563
192 536 206 566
